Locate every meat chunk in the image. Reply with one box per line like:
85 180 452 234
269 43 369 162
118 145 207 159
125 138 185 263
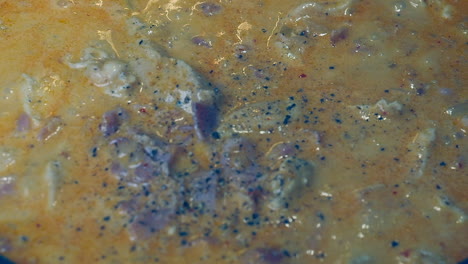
192 89 219 140
186 170 218 213
218 100 302 137
37 117 62 141
127 208 175 241
266 142 298 162
330 27 349 46
99 108 128 137
117 178 180 241
16 113 31 133
407 128 436 179
222 137 257 171
108 132 173 186
199 2 222 16
192 36 212 48
193 102 218 140
275 0 354 61
65 47 137 97
266 157 314 210
44 161 62 209
70 18 222 143
222 137 262 189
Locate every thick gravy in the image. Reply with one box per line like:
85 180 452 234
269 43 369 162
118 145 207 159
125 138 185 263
0 0 466 263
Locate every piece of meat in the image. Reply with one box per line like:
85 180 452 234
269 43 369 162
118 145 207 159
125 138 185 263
221 137 263 190
266 142 298 162
186 170 218 213
16 113 31 133
199 2 222 16
44 161 62 209
133 162 160 184
221 137 258 171
218 100 301 137
330 27 349 46
266 157 314 210
192 36 212 48
99 108 128 136
108 131 173 186
37 117 62 141
127 208 174 241
407 128 436 179
192 88 219 140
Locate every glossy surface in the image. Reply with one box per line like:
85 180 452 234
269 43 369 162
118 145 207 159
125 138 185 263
0 0 467 263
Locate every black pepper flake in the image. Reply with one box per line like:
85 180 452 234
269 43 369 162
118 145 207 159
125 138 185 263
329 66 335 69
91 147 98 157
439 161 447 166
436 184 442 190
179 231 188 237
283 115 291 125
103 216 111 221
391 241 399 247
416 87 426 96
335 118 342 124
317 212 325 221
212 131 220 139
316 252 326 259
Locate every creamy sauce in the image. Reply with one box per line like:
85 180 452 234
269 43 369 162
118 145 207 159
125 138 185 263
0 0 467 263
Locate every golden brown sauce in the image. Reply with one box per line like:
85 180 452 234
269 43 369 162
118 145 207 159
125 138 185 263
0 0 467 263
